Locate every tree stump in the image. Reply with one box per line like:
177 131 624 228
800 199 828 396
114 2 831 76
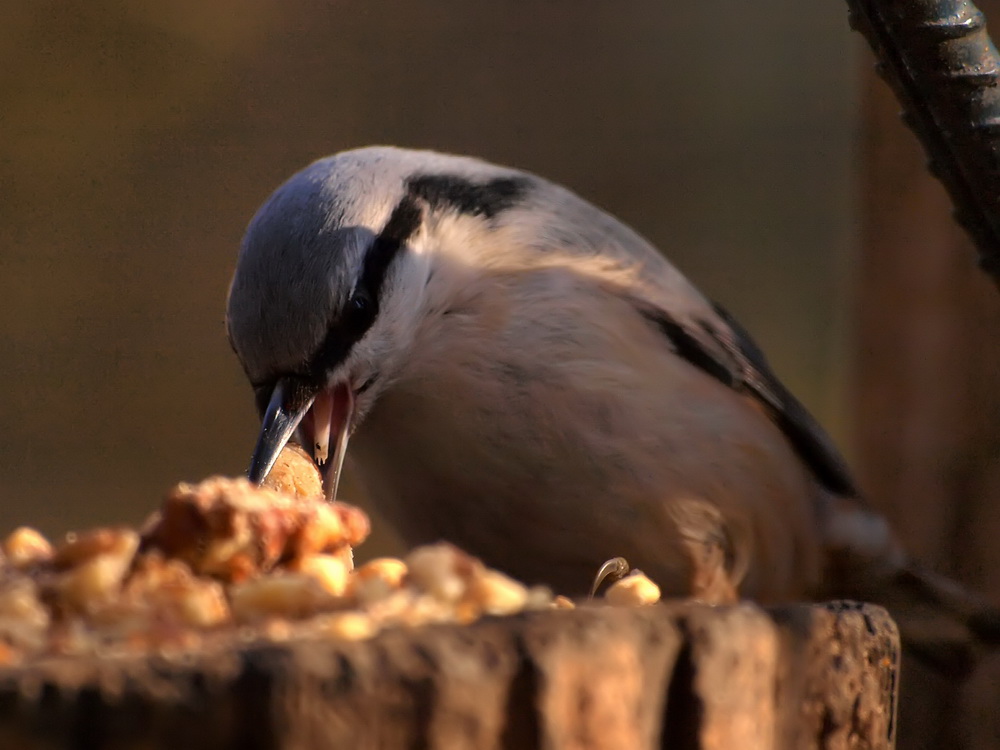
0 601 899 750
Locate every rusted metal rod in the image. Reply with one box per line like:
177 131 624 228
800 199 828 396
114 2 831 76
848 0 1000 285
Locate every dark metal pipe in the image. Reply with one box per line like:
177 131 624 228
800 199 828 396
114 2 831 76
848 0 1000 284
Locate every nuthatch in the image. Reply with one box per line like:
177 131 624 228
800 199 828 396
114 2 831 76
226 147 997 656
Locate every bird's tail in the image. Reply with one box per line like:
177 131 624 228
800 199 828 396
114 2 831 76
870 562 1000 676
822 498 1000 677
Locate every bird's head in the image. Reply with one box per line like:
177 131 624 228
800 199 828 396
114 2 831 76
225 146 534 498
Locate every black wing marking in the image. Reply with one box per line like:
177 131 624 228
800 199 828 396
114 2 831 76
639 301 859 497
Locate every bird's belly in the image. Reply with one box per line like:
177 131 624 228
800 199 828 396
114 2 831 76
350 362 825 600
351 421 639 594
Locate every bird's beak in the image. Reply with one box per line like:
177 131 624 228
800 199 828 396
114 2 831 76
309 381 355 502
247 377 356 503
247 376 317 486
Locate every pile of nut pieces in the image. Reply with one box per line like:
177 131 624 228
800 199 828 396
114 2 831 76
0 446 661 664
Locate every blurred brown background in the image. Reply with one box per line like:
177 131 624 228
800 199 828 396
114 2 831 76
0 0 856 533
3 1 999 747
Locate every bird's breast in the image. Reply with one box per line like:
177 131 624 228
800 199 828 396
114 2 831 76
348 282 826 599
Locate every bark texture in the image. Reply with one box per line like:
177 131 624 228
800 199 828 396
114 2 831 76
0 601 898 750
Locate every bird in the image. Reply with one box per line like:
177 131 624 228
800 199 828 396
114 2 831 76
226 146 997 666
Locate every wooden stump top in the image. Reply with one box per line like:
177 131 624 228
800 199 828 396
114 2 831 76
0 600 899 750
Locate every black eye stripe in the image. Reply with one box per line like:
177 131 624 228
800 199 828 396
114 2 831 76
253 172 530 398
359 195 422 294
406 173 530 219
298 195 422 384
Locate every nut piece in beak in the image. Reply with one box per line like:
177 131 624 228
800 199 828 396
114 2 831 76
261 444 323 500
248 377 355 504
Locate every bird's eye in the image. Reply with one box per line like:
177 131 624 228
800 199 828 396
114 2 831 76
343 288 377 332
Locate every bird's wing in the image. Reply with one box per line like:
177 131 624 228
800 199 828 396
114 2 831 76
634 299 859 498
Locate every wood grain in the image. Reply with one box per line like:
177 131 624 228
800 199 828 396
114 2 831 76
0 601 898 750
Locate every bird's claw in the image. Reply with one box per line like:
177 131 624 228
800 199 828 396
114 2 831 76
589 556 631 599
